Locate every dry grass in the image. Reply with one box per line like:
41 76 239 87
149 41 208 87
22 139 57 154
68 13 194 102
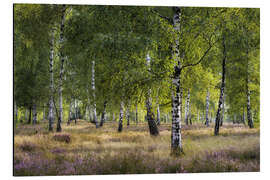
14 120 260 175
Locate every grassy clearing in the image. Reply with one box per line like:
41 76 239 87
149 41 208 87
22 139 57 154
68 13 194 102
14 120 260 175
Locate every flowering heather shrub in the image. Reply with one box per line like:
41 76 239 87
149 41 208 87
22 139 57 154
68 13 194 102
14 121 260 175
19 141 36 152
53 133 71 143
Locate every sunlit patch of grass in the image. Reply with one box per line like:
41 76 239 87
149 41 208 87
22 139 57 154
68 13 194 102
14 120 260 175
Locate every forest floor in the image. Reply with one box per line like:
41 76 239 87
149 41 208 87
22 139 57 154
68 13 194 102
14 120 260 175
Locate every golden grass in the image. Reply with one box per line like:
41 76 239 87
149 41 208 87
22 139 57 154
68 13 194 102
14 120 260 175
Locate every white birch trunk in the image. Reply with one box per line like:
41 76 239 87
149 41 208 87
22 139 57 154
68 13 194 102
185 89 190 125
145 54 159 135
57 5 66 132
48 29 55 131
171 7 183 154
92 60 98 128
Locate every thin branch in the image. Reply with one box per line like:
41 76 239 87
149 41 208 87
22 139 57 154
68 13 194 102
181 37 219 69
151 9 173 24
181 45 213 69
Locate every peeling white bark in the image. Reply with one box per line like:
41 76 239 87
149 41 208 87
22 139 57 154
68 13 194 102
171 7 183 154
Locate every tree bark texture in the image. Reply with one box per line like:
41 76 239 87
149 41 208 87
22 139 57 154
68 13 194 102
214 36 226 136
145 53 159 136
246 88 254 128
57 5 66 132
171 6 183 155
48 29 55 131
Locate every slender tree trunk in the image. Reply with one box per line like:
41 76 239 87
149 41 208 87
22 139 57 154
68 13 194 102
220 93 225 126
242 106 246 125
24 108 28 123
28 106 32 124
145 54 159 136
91 60 98 128
67 100 72 125
74 99 77 124
205 90 210 127
48 29 55 131
100 101 107 127
113 113 115 122
32 103 37 125
135 104 138 124
171 7 183 155
246 88 254 128
126 105 130 127
185 89 190 125
180 88 183 123
156 104 160 126
14 101 18 124
57 5 66 132
214 36 226 136
156 89 161 126
43 104 46 121
118 101 124 132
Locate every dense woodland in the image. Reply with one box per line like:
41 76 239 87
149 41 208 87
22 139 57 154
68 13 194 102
13 4 260 175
